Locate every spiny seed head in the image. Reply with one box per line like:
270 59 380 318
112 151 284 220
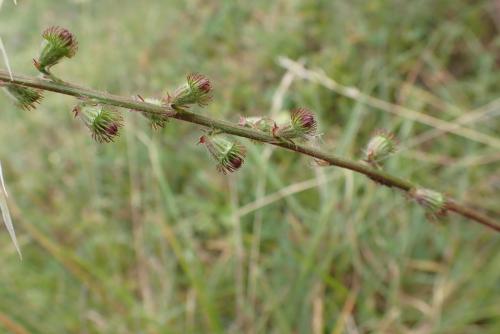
410 188 447 217
188 73 211 94
274 108 318 140
291 108 317 135
133 96 170 130
43 26 78 54
170 73 212 109
1 83 43 111
73 102 123 143
34 26 78 73
199 134 246 174
364 130 397 167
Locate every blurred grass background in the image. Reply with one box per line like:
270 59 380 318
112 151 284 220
1 0 500 333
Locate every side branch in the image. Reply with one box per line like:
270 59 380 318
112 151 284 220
0 70 498 232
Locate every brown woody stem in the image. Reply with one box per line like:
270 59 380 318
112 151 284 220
1 70 498 232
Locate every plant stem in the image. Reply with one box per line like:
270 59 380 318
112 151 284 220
0 70 498 232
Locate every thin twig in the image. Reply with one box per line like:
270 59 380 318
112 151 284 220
0 70 498 232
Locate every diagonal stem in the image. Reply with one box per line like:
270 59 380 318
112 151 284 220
0 70 498 232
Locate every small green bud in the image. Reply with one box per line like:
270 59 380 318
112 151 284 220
239 116 274 133
34 26 78 74
170 73 212 110
143 98 169 130
134 96 170 130
273 108 318 140
410 188 447 217
364 130 397 168
1 83 43 110
73 102 123 143
199 134 246 174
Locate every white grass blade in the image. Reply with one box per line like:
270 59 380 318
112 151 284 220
0 161 7 197
0 161 21 259
0 37 14 81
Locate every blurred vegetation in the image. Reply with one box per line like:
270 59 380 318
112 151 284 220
1 0 499 333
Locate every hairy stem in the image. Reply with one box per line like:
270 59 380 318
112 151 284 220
0 70 498 232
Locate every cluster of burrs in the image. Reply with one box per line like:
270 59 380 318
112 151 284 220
0 29 209 146
2 26 321 175
0 26 448 218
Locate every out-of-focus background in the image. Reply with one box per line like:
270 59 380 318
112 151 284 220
1 0 499 333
